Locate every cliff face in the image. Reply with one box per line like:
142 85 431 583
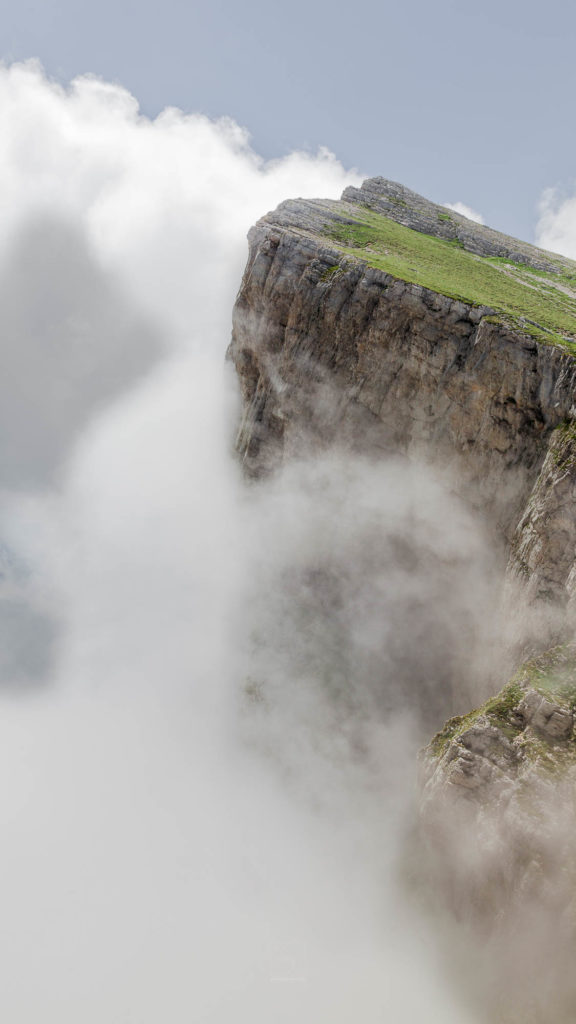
230 178 576 1024
230 177 576 639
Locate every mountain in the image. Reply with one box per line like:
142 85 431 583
230 176 576 639
229 177 576 1022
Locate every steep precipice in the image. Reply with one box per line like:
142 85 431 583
230 178 576 1023
229 177 576 645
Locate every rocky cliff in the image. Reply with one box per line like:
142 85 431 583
230 179 576 1021
230 177 576 646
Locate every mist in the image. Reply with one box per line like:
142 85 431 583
0 61 510 1022
537 186 576 258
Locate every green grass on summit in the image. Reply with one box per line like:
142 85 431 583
324 210 576 352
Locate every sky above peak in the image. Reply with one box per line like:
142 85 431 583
1 0 576 243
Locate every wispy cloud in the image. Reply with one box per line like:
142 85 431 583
0 60 485 1023
536 185 576 258
443 200 484 223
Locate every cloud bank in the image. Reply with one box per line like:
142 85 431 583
0 60 492 1023
442 200 484 224
536 185 576 258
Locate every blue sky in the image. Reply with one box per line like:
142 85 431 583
2 0 576 243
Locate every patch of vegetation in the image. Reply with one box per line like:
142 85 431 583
428 680 525 757
428 709 478 758
486 256 576 292
437 212 452 222
428 645 576 761
483 312 574 350
319 263 341 282
513 644 576 709
483 682 526 733
515 730 576 776
322 210 576 352
556 419 576 437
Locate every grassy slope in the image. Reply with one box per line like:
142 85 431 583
323 210 576 352
428 644 576 769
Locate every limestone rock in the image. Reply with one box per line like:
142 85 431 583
517 688 574 739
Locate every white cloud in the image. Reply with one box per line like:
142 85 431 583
443 200 484 224
536 185 576 258
0 61 484 1023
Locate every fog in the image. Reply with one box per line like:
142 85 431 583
537 186 576 259
0 60 510 1022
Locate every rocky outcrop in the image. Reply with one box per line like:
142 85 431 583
421 644 576 803
341 177 569 270
418 645 576 1024
507 421 576 613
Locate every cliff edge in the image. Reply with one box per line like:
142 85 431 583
230 177 576 644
